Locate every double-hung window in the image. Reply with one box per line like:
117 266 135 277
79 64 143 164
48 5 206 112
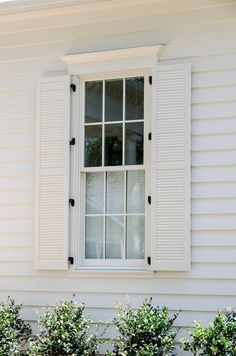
79 73 150 268
35 46 191 272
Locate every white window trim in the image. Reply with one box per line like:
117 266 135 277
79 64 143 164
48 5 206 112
63 45 162 272
62 45 162 75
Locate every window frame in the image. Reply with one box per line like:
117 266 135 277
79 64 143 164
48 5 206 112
63 45 162 271
76 70 151 270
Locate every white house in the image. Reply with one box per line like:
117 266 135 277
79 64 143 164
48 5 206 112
0 0 235 354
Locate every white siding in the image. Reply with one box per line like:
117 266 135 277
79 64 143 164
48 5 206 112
0 0 235 354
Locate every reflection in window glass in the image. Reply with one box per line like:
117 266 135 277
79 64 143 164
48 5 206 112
106 216 124 259
106 172 124 214
105 79 123 122
127 170 145 213
86 173 104 214
84 125 102 167
85 217 103 259
105 123 123 166
125 122 143 165
126 215 145 259
126 77 144 121
85 81 103 123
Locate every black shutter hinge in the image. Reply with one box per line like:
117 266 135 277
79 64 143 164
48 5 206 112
147 256 151 265
149 76 152 85
148 132 152 141
68 257 74 265
148 196 151 205
70 137 76 145
70 83 76 92
69 198 75 207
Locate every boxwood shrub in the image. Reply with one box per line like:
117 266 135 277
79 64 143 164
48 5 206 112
28 300 100 356
0 297 31 355
107 298 178 356
181 308 236 355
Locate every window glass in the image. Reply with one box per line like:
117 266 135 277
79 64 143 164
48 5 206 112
105 123 123 166
85 81 102 123
84 125 102 167
106 216 124 259
126 215 145 259
125 77 144 121
105 79 123 122
85 217 103 259
106 172 124 214
86 173 104 214
127 170 145 213
125 122 144 165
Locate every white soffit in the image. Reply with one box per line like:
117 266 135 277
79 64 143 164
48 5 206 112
0 0 168 16
0 0 102 13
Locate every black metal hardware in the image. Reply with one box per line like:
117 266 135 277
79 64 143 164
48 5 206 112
69 198 75 207
148 132 152 141
68 257 74 265
148 196 151 205
70 83 76 92
147 256 151 265
149 76 152 85
70 137 76 145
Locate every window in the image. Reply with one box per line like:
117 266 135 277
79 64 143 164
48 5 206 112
78 74 151 268
35 46 190 272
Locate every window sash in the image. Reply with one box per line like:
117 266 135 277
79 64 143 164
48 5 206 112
76 71 151 269
83 77 145 168
81 170 146 261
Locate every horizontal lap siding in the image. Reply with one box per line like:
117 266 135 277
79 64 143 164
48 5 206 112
0 1 235 354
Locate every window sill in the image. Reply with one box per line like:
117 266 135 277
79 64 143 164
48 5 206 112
67 267 156 279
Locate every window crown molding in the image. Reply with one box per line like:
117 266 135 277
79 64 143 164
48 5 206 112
62 45 162 75
62 45 162 65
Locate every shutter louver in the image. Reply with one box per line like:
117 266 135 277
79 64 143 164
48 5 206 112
35 76 70 270
151 64 191 271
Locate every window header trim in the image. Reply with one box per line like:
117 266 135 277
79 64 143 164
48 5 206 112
62 45 162 75
62 45 162 65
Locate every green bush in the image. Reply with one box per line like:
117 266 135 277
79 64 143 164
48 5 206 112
0 297 31 355
28 300 100 356
107 298 178 356
181 308 236 355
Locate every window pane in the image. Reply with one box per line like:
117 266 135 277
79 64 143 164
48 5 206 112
125 122 143 165
85 81 103 123
86 173 104 214
85 217 103 259
106 216 124 259
127 170 145 213
106 172 124 214
125 77 144 121
126 216 145 259
105 124 122 166
105 79 123 122
84 125 102 167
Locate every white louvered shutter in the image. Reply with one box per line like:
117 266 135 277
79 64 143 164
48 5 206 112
150 64 191 271
35 76 70 270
